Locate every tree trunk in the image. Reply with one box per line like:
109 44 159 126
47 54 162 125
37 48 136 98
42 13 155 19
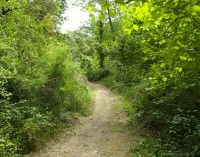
98 21 105 68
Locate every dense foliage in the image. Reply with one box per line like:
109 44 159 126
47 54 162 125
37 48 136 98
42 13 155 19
69 0 200 156
0 0 91 156
1 0 200 156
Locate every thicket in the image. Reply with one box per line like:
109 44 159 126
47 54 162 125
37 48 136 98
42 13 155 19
0 1 91 156
71 0 200 156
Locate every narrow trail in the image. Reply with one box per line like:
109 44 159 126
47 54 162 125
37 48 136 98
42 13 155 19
28 83 136 157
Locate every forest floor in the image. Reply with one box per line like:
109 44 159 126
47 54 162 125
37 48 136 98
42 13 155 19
27 83 138 157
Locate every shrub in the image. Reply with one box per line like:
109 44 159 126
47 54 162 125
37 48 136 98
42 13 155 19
87 69 110 81
0 43 92 156
0 136 20 157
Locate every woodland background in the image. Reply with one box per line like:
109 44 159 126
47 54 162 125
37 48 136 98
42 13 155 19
0 0 199 156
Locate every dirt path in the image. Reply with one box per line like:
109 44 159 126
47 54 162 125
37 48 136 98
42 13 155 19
28 83 136 157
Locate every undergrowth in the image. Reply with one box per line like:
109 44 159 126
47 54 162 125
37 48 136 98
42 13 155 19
0 43 92 156
102 73 200 157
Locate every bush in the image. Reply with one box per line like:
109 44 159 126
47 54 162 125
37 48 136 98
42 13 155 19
87 69 110 81
0 136 20 157
0 1 92 156
0 43 92 156
32 44 91 117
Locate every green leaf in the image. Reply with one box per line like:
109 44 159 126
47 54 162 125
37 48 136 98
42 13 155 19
124 28 132 35
102 4 112 11
193 5 200 12
158 40 166 45
187 58 193 61
162 77 167 82
99 13 105 21
109 10 116 18
160 63 165 68
155 21 160 25
173 46 179 50
102 6 108 11
133 24 139 31
180 56 187 61
120 5 126 12
115 0 124 4
100 1 108 6
87 4 95 13
175 67 182 72
143 57 148 61
90 14 96 23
